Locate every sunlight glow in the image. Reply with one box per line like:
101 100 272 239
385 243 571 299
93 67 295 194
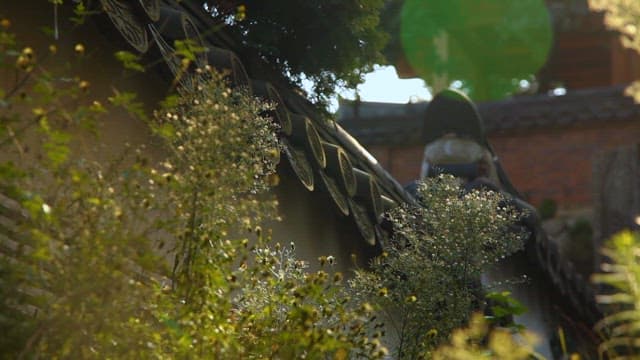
340 65 431 103
328 65 431 112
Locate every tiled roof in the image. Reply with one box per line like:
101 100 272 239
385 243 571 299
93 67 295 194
338 85 640 146
479 85 640 132
98 0 413 249
337 101 425 146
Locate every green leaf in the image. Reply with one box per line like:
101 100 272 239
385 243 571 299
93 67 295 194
154 123 175 140
160 95 180 109
108 90 148 121
596 293 636 305
71 2 89 25
174 39 205 62
114 51 145 72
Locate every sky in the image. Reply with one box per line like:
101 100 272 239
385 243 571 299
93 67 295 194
326 65 432 112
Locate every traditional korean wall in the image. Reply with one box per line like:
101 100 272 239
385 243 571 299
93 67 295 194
365 119 640 211
270 164 381 271
489 120 640 208
366 144 423 186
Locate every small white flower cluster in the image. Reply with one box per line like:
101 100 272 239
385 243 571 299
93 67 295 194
351 174 526 358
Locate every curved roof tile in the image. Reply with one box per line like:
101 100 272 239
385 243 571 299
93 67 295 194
98 0 412 248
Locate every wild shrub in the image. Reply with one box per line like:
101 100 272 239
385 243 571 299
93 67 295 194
0 22 385 358
592 230 640 359
351 175 525 358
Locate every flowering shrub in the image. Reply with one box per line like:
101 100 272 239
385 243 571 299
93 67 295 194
234 243 387 358
0 22 385 358
431 313 537 360
351 175 525 358
589 0 640 102
591 230 640 359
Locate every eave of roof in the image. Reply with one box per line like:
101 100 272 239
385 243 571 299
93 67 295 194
480 84 640 132
94 0 414 249
339 84 640 146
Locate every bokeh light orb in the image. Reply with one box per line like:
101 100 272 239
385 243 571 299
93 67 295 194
400 0 552 100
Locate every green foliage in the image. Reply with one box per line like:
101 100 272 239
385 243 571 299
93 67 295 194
569 218 594 244
108 89 148 121
538 198 557 220
0 22 385 358
590 0 640 54
198 0 388 106
590 0 640 102
484 291 527 332
592 231 640 358
584 3 640 350
114 50 145 72
566 217 595 276
70 2 92 25
0 12 562 360
350 175 525 359
173 39 206 63
150 74 383 355
0 26 172 355
234 244 388 358
485 292 526 318
431 313 538 360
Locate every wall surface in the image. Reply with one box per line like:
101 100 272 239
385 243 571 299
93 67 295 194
489 121 640 208
1 2 171 163
367 144 423 186
367 120 640 210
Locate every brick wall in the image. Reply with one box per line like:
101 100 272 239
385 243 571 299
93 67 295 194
369 120 640 210
368 144 424 186
489 121 640 208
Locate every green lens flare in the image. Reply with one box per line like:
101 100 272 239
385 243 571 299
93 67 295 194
400 0 552 101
